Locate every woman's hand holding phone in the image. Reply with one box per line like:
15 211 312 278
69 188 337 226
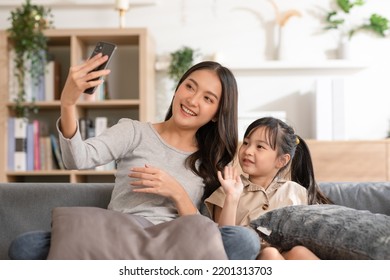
84 41 117 94
60 53 111 107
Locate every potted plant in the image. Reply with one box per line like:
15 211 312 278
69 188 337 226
167 46 199 86
324 0 389 58
7 0 53 118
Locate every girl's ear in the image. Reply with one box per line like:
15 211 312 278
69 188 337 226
277 154 291 169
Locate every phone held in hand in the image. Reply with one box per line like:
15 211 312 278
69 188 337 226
84 41 117 95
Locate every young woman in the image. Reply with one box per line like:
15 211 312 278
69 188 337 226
8 55 259 260
205 117 332 260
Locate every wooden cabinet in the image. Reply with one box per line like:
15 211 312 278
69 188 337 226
307 140 390 182
0 28 155 183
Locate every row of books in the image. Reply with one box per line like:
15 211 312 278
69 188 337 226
8 50 61 102
8 49 112 102
8 118 64 171
8 117 116 171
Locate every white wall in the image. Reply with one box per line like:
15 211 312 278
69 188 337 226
1 0 390 139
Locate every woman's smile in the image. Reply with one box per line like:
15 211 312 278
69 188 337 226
181 104 197 116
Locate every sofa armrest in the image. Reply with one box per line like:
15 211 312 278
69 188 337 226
0 183 114 260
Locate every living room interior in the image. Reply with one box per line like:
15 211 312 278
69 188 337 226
0 0 390 263
1 0 390 182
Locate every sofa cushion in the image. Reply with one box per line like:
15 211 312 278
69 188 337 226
47 207 228 260
250 204 390 260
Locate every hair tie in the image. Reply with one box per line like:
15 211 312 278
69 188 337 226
296 137 300 145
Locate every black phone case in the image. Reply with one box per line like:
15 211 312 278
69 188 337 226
84 41 117 94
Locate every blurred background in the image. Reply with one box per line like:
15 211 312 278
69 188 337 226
1 0 389 140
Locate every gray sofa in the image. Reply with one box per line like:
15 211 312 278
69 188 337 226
1 181 390 260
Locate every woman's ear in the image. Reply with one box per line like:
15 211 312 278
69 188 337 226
277 154 291 169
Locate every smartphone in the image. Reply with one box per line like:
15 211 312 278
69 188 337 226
84 41 117 94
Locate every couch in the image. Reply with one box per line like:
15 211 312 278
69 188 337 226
1 181 390 260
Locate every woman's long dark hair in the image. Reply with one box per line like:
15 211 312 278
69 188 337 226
165 61 238 201
244 117 332 205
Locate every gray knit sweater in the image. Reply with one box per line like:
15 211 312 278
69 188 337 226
58 118 204 224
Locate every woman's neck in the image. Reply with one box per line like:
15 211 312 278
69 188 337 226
153 121 198 153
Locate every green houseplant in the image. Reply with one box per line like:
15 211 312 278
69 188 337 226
7 0 53 118
167 46 199 86
325 0 389 40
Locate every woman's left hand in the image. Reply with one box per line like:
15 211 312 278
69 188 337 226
129 164 197 215
129 164 186 201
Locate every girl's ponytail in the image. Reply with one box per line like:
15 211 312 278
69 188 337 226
290 135 332 205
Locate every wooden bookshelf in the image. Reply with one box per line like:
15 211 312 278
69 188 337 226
0 28 155 183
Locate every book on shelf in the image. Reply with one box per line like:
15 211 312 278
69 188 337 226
37 121 53 171
28 121 55 171
26 122 34 171
40 136 53 170
45 60 61 101
9 51 61 103
13 118 28 171
50 134 65 170
33 120 41 170
79 117 95 140
39 135 46 170
8 118 55 171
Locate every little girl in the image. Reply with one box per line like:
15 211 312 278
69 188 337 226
205 117 332 260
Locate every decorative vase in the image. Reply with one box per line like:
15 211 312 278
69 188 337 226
338 37 351 60
275 27 287 60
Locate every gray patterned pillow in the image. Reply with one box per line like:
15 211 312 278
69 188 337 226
250 204 390 260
